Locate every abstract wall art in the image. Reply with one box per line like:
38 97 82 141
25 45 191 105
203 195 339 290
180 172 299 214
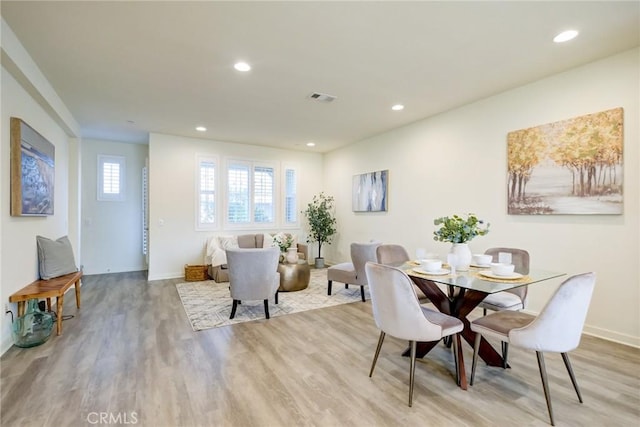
507 108 623 215
352 169 388 212
10 117 55 216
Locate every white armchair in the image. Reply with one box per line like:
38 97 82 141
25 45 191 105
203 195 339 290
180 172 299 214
226 247 280 320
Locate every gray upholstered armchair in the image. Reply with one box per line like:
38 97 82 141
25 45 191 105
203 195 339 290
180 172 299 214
226 247 280 319
326 242 380 302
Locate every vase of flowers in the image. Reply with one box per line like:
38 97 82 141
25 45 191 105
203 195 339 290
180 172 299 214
433 213 489 271
273 234 294 262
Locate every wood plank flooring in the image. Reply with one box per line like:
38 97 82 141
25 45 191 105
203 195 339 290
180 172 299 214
1 270 639 426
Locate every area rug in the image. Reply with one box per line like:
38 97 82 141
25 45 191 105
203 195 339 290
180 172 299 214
176 268 369 331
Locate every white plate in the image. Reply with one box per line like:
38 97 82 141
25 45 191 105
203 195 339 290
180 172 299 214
470 263 491 268
478 271 523 280
412 267 451 276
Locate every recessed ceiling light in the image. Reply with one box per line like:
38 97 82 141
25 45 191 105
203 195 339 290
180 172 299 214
306 142 316 147
392 104 405 111
234 61 251 72
195 126 207 132
553 30 579 43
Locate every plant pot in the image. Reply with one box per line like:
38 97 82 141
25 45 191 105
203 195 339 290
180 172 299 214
314 257 325 268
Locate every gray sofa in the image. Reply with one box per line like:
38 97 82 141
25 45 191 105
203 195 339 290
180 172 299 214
208 233 308 283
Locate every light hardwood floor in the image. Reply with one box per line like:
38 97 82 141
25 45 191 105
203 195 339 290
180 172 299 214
1 270 639 426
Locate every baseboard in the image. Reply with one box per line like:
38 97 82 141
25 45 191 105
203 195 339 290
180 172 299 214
583 325 639 348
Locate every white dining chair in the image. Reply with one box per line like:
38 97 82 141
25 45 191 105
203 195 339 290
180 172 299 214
479 247 530 315
470 272 596 426
376 244 429 302
365 262 463 407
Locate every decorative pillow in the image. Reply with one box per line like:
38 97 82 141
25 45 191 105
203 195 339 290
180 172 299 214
262 233 275 248
218 235 239 250
36 235 78 280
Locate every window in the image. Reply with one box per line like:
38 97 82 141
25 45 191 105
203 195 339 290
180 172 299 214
283 166 298 225
197 156 218 229
98 155 125 201
225 160 276 227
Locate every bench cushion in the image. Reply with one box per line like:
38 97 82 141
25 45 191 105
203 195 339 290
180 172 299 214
36 235 78 280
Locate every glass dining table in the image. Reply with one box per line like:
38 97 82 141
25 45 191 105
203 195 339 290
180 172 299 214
402 262 565 390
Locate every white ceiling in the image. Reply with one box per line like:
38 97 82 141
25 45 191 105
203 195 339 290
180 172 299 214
2 1 638 153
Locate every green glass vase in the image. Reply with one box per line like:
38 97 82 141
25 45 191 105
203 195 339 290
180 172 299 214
12 299 54 348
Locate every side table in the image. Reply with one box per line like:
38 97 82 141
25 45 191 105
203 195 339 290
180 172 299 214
278 260 311 291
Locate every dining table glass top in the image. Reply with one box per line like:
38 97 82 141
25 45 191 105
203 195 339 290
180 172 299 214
403 263 566 294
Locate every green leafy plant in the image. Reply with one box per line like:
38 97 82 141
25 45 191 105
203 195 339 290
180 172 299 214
433 213 490 244
302 192 337 259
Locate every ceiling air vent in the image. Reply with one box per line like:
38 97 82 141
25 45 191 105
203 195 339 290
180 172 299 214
308 92 337 103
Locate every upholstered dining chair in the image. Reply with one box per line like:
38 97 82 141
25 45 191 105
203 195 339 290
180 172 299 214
375 244 410 266
365 262 464 407
470 272 596 426
479 247 531 315
327 242 380 302
226 247 280 320
376 244 428 301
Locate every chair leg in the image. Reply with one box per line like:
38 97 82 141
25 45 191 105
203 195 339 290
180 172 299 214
561 352 583 403
452 334 460 386
369 331 385 377
470 332 482 386
230 300 239 319
360 286 366 302
409 340 417 407
536 351 555 426
483 307 487 316
275 291 279 305
502 342 510 369
345 284 349 289
264 299 270 319
328 280 332 295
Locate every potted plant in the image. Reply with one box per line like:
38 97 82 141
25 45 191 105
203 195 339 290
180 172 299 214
302 192 337 268
433 213 490 271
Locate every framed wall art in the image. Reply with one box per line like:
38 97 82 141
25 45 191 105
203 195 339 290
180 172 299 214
10 117 55 216
352 169 388 212
507 107 623 215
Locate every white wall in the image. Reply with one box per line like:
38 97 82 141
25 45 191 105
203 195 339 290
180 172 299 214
81 139 148 274
147 133 323 280
323 49 640 347
0 68 72 352
1 20 81 354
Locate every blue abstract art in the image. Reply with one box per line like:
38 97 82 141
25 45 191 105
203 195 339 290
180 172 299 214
352 170 388 212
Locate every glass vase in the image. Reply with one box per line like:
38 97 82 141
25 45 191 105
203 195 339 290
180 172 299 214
12 299 54 348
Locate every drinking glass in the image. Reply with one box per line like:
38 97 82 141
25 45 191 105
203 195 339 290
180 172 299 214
498 252 512 264
447 253 458 275
415 248 427 261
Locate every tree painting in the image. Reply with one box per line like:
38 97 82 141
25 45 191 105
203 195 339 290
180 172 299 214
507 108 623 215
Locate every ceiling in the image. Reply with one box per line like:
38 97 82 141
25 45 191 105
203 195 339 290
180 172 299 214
2 1 638 153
